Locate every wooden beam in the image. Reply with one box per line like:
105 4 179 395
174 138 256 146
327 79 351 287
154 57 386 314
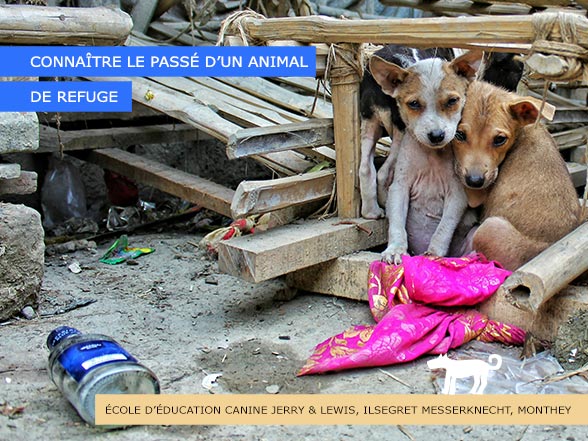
226 119 334 159
0 171 37 195
230 169 335 218
217 217 387 283
287 251 378 300
38 124 204 153
83 148 234 218
237 14 588 49
0 5 132 46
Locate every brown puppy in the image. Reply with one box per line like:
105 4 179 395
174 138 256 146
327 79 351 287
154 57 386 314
452 80 581 271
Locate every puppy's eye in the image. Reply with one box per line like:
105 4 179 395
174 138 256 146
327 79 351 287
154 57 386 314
407 100 421 110
454 130 467 142
493 135 507 147
445 97 459 108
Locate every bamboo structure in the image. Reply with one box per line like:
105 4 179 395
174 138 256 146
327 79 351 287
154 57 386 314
213 10 588 338
39 8 587 338
234 14 588 49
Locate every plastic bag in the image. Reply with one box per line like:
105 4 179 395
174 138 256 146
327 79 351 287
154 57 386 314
41 156 87 229
431 340 588 394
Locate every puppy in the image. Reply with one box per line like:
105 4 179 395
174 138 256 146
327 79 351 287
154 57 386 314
359 49 524 219
370 51 483 264
452 80 581 270
359 46 454 219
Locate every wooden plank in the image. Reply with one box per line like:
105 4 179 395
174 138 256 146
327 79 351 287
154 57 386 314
567 162 587 187
255 151 314 175
217 77 333 119
0 171 37 195
231 169 335 218
552 108 588 126
151 77 295 126
276 76 331 98
38 103 163 123
88 76 240 143
83 148 234 218
0 5 132 45
190 77 307 123
553 127 588 150
38 123 204 153
0 164 20 180
217 217 387 283
571 145 587 164
332 43 362 218
237 14 588 49
226 118 334 159
150 77 278 128
131 0 158 34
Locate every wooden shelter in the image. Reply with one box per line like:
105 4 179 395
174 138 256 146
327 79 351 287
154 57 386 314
211 8 588 341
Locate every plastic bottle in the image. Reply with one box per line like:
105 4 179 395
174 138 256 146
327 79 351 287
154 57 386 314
46 326 160 427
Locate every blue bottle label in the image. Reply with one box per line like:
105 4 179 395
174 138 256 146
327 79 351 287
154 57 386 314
58 340 137 382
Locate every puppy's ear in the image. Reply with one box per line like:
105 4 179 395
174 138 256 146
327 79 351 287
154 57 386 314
449 50 483 80
509 97 556 125
369 55 408 97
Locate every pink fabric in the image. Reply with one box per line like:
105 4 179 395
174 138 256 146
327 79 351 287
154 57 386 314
299 253 525 376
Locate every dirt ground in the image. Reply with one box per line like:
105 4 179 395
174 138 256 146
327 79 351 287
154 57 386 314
2 228 588 441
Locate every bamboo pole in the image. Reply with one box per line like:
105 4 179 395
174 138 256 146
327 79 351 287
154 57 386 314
0 5 132 46
237 14 588 49
330 43 362 218
380 0 532 16
497 222 588 313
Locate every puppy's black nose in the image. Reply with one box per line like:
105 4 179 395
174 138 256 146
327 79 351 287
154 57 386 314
427 130 445 144
465 174 485 188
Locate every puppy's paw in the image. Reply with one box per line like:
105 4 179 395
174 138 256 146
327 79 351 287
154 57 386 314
426 243 447 258
381 245 406 266
361 205 385 219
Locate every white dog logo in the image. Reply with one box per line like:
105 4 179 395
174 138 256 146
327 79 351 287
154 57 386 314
427 354 502 395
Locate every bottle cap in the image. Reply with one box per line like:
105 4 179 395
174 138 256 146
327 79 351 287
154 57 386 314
47 326 81 350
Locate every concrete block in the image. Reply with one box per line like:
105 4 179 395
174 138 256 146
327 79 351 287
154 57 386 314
0 203 44 321
0 112 39 154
